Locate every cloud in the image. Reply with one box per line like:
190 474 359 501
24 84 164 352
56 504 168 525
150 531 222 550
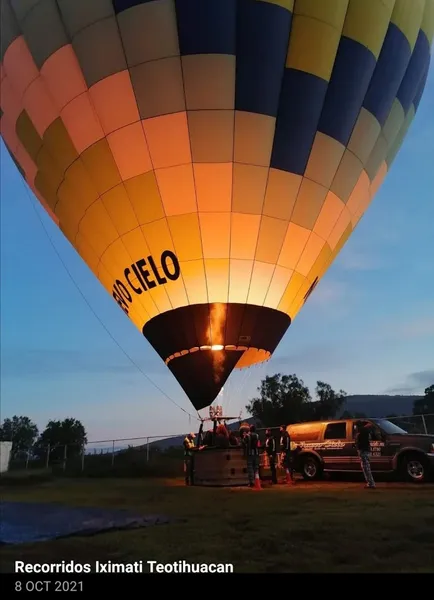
385 370 434 394
270 342 352 373
415 261 434 275
305 279 348 307
357 309 434 344
334 247 386 271
382 316 434 341
0 347 165 379
333 222 400 273
301 278 358 322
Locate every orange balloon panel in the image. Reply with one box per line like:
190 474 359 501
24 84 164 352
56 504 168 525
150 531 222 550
1 0 432 410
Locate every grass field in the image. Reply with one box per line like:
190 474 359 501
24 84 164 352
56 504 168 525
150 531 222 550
1 476 434 573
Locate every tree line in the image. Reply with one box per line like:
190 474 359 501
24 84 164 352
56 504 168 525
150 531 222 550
1 379 433 458
245 375 434 427
0 417 87 461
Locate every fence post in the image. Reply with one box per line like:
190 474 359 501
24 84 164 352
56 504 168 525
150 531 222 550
111 440 115 467
81 445 85 472
146 437 150 462
46 444 50 469
63 444 67 472
421 414 427 435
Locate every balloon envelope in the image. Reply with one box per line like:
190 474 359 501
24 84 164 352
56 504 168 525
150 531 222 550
1 0 432 410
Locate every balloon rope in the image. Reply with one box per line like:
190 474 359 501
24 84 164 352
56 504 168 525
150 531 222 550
227 367 250 413
230 359 267 417
19 178 199 421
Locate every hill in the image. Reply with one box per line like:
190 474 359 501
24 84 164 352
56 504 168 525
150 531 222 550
148 394 423 451
340 394 421 418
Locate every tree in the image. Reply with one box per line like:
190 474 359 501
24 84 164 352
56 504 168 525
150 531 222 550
0 416 39 457
413 384 434 415
245 373 312 426
310 381 347 420
35 418 87 461
246 374 348 426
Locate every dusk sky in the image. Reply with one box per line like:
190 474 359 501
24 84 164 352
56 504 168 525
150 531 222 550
1 67 433 446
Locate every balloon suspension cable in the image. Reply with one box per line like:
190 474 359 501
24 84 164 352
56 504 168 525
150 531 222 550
19 178 198 422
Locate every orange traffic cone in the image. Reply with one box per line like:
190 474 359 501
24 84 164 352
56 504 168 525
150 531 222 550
285 470 293 484
254 472 262 490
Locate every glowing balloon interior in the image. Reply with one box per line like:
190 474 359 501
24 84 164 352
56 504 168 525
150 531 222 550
1 0 432 410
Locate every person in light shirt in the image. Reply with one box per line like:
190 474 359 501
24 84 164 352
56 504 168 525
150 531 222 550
183 432 196 485
354 421 376 489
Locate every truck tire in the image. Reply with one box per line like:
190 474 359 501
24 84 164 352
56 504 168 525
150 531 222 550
398 452 429 483
301 455 323 481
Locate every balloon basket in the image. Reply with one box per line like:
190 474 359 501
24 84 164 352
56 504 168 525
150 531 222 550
191 448 283 488
192 447 249 487
189 412 286 487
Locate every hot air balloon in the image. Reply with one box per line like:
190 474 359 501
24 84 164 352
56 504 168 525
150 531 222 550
1 0 432 413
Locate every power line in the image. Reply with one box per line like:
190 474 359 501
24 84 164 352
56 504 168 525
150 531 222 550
18 177 198 421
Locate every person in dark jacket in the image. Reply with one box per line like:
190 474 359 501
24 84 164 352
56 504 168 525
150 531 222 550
280 425 294 484
246 425 260 486
229 431 239 446
215 423 230 448
355 421 376 489
264 429 277 484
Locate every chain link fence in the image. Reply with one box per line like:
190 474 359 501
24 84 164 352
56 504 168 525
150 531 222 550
8 433 186 477
5 413 434 476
